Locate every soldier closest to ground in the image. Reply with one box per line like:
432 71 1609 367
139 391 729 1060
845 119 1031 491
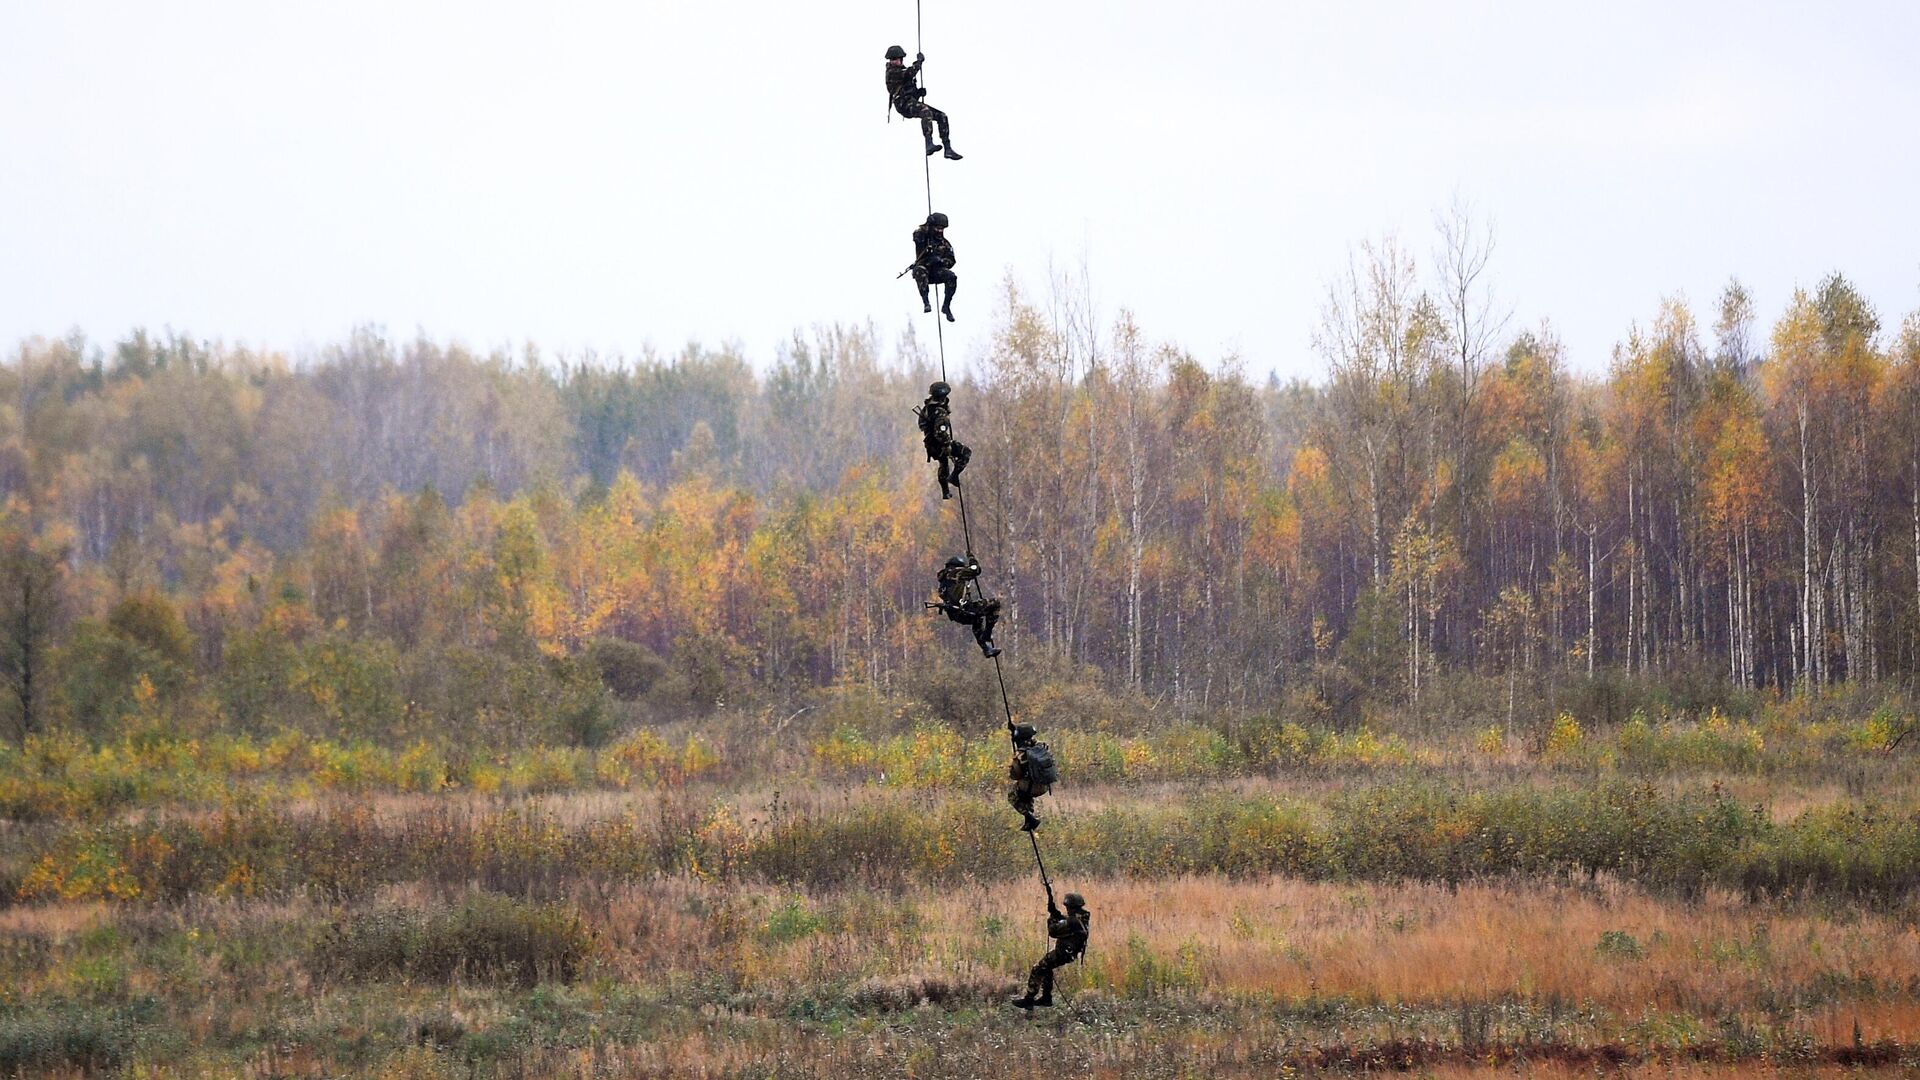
932 555 1000 658
884 45 962 159
1013 892 1090 1009
909 212 957 322
914 380 971 500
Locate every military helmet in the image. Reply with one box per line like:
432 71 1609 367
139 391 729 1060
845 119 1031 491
929 381 950 398
1063 892 1086 910
886 45 908 60
926 211 949 229
945 555 969 569
1010 722 1038 745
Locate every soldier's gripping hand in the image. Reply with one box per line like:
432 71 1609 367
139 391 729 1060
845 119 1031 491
915 52 925 62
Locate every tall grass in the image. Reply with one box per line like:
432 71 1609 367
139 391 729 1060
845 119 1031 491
9 780 1920 905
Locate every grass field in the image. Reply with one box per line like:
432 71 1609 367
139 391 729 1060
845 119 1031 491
5 694 1920 1076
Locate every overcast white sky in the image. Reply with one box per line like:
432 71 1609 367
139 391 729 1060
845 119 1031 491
2 0 1916 380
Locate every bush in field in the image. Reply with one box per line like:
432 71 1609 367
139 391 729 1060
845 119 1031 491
662 632 754 717
311 894 594 987
57 628 180 739
1544 713 1584 758
1613 709 1769 772
218 627 405 740
57 593 200 738
0 1001 158 1072
587 637 668 700
400 645 612 749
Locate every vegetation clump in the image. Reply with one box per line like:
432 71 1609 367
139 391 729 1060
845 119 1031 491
310 893 595 987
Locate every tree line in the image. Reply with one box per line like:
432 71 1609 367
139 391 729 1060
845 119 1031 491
3 231 1919 745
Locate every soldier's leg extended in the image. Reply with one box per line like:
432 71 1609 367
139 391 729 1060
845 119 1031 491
925 104 959 159
1027 949 1068 1005
918 114 940 156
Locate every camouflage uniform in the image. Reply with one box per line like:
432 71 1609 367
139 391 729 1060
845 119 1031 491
935 556 1000 658
885 56 957 157
1006 724 1053 832
916 386 971 499
911 222 958 319
1017 897 1090 1007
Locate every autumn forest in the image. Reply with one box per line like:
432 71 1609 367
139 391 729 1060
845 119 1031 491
5 241 1920 749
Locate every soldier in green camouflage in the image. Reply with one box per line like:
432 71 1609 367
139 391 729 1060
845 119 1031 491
1006 723 1055 833
1012 892 1090 1009
910 212 957 322
884 45 962 159
914 380 971 499
932 555 1000 658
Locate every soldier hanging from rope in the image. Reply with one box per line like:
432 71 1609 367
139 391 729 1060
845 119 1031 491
884 45 962 159
1006 723 1057 833
927 555 1000 658
913 380 971 500
1012 891 1090 1010
904 212 957 322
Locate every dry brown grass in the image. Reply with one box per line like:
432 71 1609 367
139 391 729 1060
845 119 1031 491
8 872 1918 1077
552 873 1920 1048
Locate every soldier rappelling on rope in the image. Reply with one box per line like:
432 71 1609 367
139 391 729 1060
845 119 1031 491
927 555 1001 658
1006 723 1057 832
884 46 962 160
1012 891 1090 1010
913 380 971 500
903 212 957 322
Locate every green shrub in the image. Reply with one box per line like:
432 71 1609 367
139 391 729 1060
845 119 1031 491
1595 930 1645 960
587 637 668 701
760 896 825 943
311 893 595 987
0 1000 159 1072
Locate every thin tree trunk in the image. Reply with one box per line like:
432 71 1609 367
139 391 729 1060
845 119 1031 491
1587 526 1597 678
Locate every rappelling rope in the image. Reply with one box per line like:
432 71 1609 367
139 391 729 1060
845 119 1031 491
918 0 941 374
911 0 1050 902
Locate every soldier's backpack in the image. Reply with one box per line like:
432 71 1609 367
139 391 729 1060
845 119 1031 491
1021 742 1058 789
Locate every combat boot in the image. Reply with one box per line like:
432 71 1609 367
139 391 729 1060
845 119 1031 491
943 146 963 160
1020 812 1041 832
942 303 955 323
1010 994 1036 1010
925 140 943 156
1033 994 1053 1008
